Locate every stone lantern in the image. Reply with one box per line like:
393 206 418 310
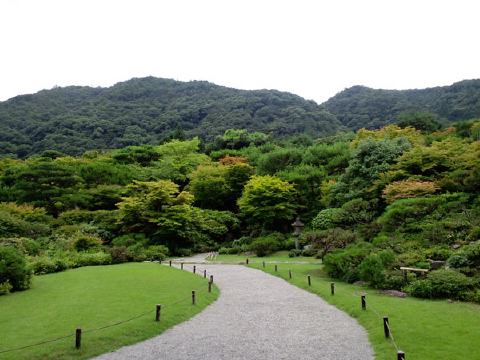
292 216 304 250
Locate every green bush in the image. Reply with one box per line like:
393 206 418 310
30 256 68 275
76 252 112 267
144 245 168 261
111 233 148 247
108 246 133 264
249 236 281 257
311 208 344 230
405 269 475 300
0 281 12 295
323 242 372 283
73 235 102 252
0 237 40 256
358 250 395 288
289 249 302 257
0 245 32 292
424 246 452 261
283 238 297 251
448 243 480 269
301 248 318 257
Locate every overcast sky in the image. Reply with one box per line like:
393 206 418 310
1 0 479 103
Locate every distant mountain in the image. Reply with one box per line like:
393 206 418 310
324 79 480 129
1 77 480 158
0 77 340 157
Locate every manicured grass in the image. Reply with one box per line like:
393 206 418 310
250 262 480 360
213 251 321 264
0 263 219 360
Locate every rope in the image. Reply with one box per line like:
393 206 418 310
0 267 214 354
0 334 74 354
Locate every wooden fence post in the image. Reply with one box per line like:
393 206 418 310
397 351 405 360
181 262 184 270
193 265 196 274
307 275 311 286
204 269 207 278
262 261 265 268
383 316 390 339
275 265 278 272
208 281 212 293
383 317 389 338
361 295 366 310
169 260 172 267
192 290 196 305
331 282 335 295
246 258 249 265
156 304 161 322
75 328 82 349
210 275 214 283
288 269 292 279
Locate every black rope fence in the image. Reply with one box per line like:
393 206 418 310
0 262 216 355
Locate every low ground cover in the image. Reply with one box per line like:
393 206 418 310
0 263 218 360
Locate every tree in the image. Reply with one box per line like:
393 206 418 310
1 158 83 216
237 175 297 230
0 245 32 292
397 111 441 132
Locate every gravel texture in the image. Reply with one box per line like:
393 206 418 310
95 261 373 360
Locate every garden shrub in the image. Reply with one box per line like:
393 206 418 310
283 237 297 251
358 250 395 288
249 235 281 257
448 243 480 273
111 233 148 248
393 251 427 268
301 248 318 257
74 235 102 252
405 269 475 300
0 245 32 292
0 281 12 295
0 237 40 256
108 246 133 264
30 256 68 275
323 242 372 283
144 245 168 261
423 246 452 261
311 208 344 230
76 252 112 267
289 249 302 257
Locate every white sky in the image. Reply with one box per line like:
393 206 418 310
0 0 479 103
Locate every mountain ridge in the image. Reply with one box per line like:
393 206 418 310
1 76 480 157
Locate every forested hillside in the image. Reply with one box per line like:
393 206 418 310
1 121 479 303
325 79 480 129
0 77 340 158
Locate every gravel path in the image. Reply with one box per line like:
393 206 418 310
95 261 374 360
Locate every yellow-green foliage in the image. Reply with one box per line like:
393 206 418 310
237 175 297 229
382 180 439 203
351 125 425 148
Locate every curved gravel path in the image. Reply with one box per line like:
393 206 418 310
95 261 373 360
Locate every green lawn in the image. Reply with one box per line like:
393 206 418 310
0 263 219 360
213 251 321 264
249 261 480 360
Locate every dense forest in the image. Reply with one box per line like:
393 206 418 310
325 79 480 129
1 119 479 303
0 77 340 158
1 77 480 159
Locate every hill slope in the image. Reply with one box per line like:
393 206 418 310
325 79 480 129
0 77 340 157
